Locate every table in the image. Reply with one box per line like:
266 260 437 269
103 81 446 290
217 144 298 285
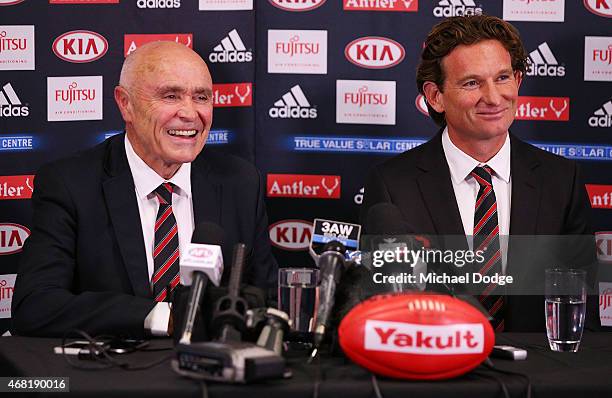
0 333 611 397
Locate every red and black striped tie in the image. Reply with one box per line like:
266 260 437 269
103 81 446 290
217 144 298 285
471 166 505 332
152 182 180 302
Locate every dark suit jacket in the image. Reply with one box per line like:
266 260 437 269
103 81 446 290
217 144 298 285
361 131 595 332
11 133 277 337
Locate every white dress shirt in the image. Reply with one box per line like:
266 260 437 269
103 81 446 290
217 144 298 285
124 135 195 335
441 127 512 273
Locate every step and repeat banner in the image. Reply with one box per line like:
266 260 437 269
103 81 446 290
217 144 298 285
1 0 611 332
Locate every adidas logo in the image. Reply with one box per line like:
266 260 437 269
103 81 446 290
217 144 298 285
589 100 612 128
526 42 565 77
0 83 29 118
137 0 181 8
433 0 482 17
269 85 317 119
208 29 253 63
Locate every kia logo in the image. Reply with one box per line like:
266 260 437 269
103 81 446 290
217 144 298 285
0 223 30 255
584 0 612 18
269 219 312 251
269 0 326 11
52 30 108 63
415 94 429 115
345 36 405 69
189 247 212 258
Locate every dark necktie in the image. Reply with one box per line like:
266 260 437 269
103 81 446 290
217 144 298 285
152 182 180 302
471 166 505 331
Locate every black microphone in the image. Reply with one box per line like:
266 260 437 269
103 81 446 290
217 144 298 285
178 222 225 344
313 240 347 348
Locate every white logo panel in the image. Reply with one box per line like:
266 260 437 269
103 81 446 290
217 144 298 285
199 0 252 10
47 76 103 121
268 29 327 74
0 25 35 70
584 36 612 82
336 80 396 125
503 0 565 22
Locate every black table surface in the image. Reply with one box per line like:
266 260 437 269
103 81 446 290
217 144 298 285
1 333 611 397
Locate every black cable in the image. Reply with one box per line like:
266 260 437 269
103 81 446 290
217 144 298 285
483 358 532 398
311 351 321 398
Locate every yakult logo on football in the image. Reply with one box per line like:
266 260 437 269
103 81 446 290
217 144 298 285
343 0 417 11
0 175 34 200
47 76 103 122
124 34 192 57
526 42 565 77
589 99 612 128
584 0 612 17
212 83 252 107
365 320 484 355
515 96 569 121
267 174 341 199
270 0 326 11
53 30 108 63
269 85 317 119
503 0 565 22
0 274 16 320
0 25 34 71
209 29 252 64
0 82 29 118
0 223 29 255
434 0 482 17
337 80 396 125
268 30 327 74
586 184 612 209
584 37 612 82
345 36 405 69
595 232 612 263
137 0 180 8
269 219 313 251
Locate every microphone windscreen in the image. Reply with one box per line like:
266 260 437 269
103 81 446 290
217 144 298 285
365 203 410 235
191 222 225 246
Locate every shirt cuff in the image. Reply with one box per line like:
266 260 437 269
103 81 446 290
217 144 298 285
144 302 171 336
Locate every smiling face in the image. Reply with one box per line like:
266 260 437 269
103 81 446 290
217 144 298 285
423 40 522 159
114 42 213 179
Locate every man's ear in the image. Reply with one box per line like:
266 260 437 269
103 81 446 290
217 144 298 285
514 71 523 91
422 81 445 114
114 86 132 123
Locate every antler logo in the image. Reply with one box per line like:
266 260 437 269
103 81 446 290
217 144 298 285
321 177 339 196
550 99 568 118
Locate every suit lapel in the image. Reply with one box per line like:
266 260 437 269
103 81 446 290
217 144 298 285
509 135 540 235
416 132 466 238
191 149 222 228
102 134 151 298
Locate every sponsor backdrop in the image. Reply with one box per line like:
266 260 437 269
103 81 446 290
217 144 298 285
0 0 611 332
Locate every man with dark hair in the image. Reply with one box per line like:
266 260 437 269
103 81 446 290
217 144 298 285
12 42 277 337
362 16 593 332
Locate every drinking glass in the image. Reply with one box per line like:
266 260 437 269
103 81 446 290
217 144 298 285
278 268 319 340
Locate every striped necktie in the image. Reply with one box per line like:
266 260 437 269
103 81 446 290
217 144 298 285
152 182 180 302
471 166 505 332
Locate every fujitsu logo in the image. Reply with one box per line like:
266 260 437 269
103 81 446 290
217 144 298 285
0 279 13 300
526 42 565 77
344 86 388 107
275 35 320 57
593 44 612 65
55 81 96 105
209 29 252 63
0 82 29 117
0 30 27 54
433 0 482 17
269 85 317 119
364 320 484 354
589 100 612 128
601 288 612 311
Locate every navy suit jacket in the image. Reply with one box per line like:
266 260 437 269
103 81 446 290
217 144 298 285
361 131 596 331
12 133 277 337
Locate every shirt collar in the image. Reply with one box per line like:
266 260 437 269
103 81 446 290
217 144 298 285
124 134 192 200
441 127 511 184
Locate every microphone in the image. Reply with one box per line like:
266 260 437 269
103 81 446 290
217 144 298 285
313 240 347 348
178 222 225 345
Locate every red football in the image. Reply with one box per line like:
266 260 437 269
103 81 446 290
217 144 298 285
338 293 494 380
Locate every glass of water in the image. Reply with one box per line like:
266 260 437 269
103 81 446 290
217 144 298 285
545 268 587 352
278 268 319 341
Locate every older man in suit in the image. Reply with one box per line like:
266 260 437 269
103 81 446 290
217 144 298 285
362 16 594 332
12 41 277 337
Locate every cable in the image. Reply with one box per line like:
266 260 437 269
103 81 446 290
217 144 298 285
370 373 384 398
483 358 532 398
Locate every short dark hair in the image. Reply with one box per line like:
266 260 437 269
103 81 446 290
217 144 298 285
416 15 528 126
